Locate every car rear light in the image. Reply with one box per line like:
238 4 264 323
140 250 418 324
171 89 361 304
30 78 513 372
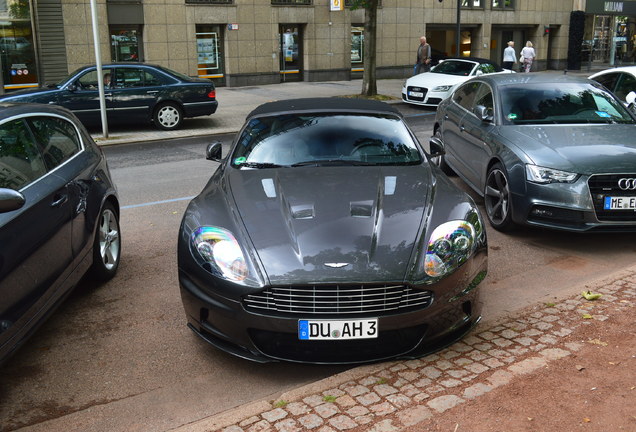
208 89 216 98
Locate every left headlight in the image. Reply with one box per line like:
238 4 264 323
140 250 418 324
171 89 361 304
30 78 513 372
526 164 579 184
192 226 248 281
432 85 453 92
424 216 482 278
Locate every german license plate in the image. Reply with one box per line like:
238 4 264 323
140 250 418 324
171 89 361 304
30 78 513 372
408 91 424 98
298 319 378 340
604 196 636 210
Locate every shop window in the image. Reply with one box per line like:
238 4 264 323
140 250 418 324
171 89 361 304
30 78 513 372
110 27 142 62
0 0 39 91
351 26 364 70
492 0 514 9
196 25 225 86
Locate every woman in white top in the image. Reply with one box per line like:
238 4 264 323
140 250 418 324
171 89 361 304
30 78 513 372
520 41 536 73
502 41 516 70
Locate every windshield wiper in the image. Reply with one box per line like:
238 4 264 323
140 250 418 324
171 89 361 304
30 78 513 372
291 159 379 167
238 162 285 169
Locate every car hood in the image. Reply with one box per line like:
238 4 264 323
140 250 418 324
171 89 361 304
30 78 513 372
501 124 636 174
0 86 60 101
227 165 431 284
406 73 467 88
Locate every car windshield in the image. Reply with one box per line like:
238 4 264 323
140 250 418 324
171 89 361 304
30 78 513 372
502 83 635 125
231 113 422 168
431 60 476 76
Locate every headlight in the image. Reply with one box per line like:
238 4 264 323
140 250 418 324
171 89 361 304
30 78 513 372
432 85 453 92
526 164 579 184
424 219 480 278
192 226 248 281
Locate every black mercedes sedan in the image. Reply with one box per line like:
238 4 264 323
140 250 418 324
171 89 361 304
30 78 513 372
178 98 488 364
432 73 636 232
0 63 218 131
0 103 120 365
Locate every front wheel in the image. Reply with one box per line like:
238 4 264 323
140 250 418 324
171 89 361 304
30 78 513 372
90 202 121 281
484 163 515 231
154 102 183 130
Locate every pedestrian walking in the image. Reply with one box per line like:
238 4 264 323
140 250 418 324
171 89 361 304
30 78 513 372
502 41 516 70
520 41 536 73
415 36 432 75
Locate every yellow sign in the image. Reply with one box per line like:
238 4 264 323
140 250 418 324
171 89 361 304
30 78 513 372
330 0 343 11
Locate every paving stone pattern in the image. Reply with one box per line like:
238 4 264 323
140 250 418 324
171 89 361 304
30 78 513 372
218 272 636 432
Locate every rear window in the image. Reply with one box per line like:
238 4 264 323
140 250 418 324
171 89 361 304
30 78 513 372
231 113 422 168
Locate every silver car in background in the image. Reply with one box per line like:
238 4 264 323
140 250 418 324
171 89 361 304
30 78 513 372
432 73 636 232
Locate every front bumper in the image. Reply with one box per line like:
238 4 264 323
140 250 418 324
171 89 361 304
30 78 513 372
401 86 449 107
178 249 487 364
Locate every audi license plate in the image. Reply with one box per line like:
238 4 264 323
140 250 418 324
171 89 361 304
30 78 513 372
604 196 636 210
298 319 378 340
408 91 424 98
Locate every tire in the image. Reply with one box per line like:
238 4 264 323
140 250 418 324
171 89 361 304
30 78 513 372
483 163 515 231
90 202 121 281
153 102 183 130
430 129 455 175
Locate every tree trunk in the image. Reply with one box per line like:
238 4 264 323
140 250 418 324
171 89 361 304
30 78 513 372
361 0 378 96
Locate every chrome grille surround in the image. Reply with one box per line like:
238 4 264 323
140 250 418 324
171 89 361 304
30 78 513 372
243 284 433 317
588 173 636 222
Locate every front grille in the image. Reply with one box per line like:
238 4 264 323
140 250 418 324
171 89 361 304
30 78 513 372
588 174 636 222
406 86 428 102
243 284 433 317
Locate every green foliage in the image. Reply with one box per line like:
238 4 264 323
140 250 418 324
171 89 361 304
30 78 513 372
273 400 288 408
9 0 30 19
323 395 337 403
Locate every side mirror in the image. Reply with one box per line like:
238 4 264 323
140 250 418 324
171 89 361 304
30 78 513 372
474 105 494 123
66 84 77 92
475 70 484 76
206 141 223 161
428 136 445 158
0 188 25 213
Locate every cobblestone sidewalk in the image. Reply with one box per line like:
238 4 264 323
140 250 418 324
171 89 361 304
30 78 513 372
176 268 636 432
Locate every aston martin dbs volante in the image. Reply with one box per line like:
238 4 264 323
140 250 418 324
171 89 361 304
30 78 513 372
178 98 488 364
432 73 636 232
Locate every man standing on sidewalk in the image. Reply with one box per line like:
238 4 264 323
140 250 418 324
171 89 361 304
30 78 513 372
415 36 432 75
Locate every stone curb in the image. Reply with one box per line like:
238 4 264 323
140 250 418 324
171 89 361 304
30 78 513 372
171 264 636 432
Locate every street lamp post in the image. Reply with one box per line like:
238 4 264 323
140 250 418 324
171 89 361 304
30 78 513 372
456 0 461 56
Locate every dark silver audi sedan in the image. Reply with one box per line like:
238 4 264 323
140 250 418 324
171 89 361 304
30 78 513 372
0 103 120 364
432 73 636 232
178 98 488 364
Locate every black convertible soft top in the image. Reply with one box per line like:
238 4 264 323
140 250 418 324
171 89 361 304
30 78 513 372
247 97 402 119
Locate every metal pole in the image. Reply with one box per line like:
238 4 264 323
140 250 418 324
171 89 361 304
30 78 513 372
89 0 108 138
456 0 461 56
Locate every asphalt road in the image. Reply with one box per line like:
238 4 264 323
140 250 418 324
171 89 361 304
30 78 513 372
1 104 635 431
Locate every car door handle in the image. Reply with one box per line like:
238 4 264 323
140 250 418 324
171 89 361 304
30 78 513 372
444 115 449 120
51 194 68 208
146 91 159 94
459 125 466 132
105 92 113 97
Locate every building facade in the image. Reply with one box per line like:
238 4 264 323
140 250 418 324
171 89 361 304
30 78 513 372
0 0 596 92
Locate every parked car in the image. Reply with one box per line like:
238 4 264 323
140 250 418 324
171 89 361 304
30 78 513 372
0 63 218 131
402 57 514 107
178 98 488 364
0 103 120 365
432 73 636 232
589 65 636 104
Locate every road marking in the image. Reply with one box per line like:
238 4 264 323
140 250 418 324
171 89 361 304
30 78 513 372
122 196 195 209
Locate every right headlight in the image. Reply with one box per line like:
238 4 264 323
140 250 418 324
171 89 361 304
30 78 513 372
526 164 579 184
191 226 248 282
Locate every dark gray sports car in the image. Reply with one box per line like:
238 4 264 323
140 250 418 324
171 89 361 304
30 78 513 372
178 98 488 364
432 73 636 232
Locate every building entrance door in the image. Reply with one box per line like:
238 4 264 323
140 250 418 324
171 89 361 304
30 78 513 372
279 24 302 82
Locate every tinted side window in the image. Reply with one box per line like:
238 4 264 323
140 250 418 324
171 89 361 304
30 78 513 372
453 82 481 111
474 85 494 114
29 117 82 170
0 119 47 190
614 73 636 101
77 69 112 90
116 68 158 88
144 70 162 86
593 73 619 92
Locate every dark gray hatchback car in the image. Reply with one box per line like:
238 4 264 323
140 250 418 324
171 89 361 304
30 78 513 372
432 73 636 232
0 103 120 365
0 63 218 131
178 98 488 364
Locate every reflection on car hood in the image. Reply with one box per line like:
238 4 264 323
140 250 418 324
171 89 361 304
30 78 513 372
227 165 431 284
502 124 636 174
406 73 468 88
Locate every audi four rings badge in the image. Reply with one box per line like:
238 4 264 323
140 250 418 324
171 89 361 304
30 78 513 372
618 178 636 190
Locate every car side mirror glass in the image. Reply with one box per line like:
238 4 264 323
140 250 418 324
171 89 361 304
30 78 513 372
428 136 445 158
206 141 223 161
474 105 494 123
0 188 25 213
